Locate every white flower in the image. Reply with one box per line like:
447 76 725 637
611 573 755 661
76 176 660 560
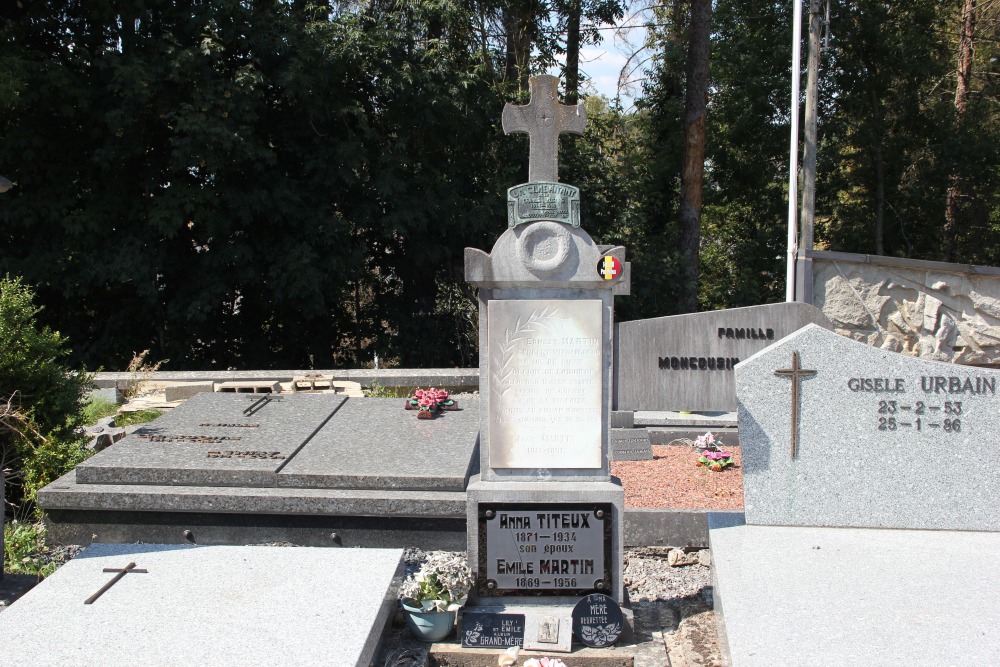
497 646 520 666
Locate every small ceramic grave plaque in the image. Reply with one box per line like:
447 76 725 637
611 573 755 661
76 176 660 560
523 613 573 653
461 612 526 648
572 593 623 648
477 503 613 596
609 428 652 461
487 299 603 469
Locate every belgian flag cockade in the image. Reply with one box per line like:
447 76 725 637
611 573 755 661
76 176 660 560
598 256 621 280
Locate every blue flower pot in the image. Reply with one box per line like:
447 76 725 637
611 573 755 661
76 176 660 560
401 601 457 642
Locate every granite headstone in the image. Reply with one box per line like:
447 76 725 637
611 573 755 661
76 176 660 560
614 302 831 412
735 323 1000 531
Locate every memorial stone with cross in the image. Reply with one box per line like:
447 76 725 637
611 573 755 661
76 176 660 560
463 74 631 651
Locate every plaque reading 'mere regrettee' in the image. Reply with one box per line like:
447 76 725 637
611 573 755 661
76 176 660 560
478 503 613 597
488 299 603 469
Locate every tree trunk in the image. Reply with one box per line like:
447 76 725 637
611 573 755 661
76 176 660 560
800 0 822 254
504 0 536 93
678 0 712 313
943 0 976 262
565 0 581 104
864 76 886 256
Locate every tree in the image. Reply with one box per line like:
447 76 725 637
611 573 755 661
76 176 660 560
0 276 91 510
677 0 712 312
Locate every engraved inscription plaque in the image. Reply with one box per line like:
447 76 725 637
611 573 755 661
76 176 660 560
478 503 613 597
488 299 603 469
461 612 526 648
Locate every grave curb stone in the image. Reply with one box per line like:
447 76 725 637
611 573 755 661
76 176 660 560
163 382 214 402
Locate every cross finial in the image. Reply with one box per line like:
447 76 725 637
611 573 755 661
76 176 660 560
502 75 586 183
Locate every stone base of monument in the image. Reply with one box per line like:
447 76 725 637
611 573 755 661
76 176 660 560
466 478 626 606
0 542 403 666
709 514 1000 666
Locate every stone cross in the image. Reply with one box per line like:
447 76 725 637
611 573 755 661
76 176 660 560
773 351 817 459
502 75 586 183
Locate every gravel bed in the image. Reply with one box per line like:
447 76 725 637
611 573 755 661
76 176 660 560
613 444 743 510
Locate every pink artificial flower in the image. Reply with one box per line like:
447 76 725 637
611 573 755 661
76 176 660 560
695 432 716 448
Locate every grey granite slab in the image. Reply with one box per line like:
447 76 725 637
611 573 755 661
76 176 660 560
709 516 1000 666
614 302 831 412
736 323 1000 530
94 368 480 389
41 470 467 517
75 393 345 487
277 397 480 491
0 543 403 667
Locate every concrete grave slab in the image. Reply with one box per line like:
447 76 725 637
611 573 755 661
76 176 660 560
163 382 214 401
75 393 346 487
278 397 480 491
614 302 831 412
215 380 281 393
736 323 1000 531
0 542 403 667
709 515 1000 667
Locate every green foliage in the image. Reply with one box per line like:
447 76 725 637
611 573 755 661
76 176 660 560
115 409 163 427
0 0 998 369
364 382 408 399
0 276 92 510
3 520 59 578
81 397 119 425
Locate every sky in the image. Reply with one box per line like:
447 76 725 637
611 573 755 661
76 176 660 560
546 10 652 110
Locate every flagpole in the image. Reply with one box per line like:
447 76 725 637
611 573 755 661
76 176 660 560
786 0 802 302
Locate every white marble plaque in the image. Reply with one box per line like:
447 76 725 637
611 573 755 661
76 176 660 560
488 299 603 469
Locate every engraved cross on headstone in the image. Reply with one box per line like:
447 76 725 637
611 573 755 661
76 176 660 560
84 561 148 604
774 351 817 459
502 75 586 183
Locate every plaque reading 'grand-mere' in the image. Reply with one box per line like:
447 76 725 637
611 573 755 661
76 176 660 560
488 299 603 469
478 503 613 597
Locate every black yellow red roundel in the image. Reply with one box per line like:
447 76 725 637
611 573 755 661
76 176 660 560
598 255 622 280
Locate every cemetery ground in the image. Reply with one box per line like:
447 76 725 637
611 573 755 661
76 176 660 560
0 543 722 667
1 383 734 666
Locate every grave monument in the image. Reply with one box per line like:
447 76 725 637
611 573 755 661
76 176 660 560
462 74 629 651
710 324 1000 665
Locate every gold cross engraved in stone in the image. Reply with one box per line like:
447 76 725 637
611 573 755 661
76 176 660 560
502 74 587 183
84 562 148 604
773 351 817 459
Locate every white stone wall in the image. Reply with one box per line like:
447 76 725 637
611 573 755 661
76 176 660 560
810 250 1000 367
